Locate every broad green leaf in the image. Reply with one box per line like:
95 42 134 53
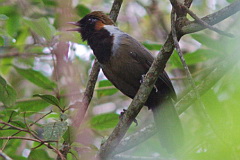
142 42 162 51
6 15 20 37
0 75 16 106
90 113 119 130
10 121 26 129
33 94 60 107
0 75 7 86
43 121 68 140
191 34 225 52
23 17 56 40
0 57 13 74
169 49 219 68
0 5 16 15
0 14 8 20
0 36 4 46
75 4 91 18
14 99 50 113
28 149 53 160
184 49 219 65
14 66 56 90
97 80 118 98
42 0 57 6
168 50 182 68
15 27 29 51
63 126 76 144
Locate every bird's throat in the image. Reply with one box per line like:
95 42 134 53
86 28 114 64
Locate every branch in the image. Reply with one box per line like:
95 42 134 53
71 60 100 127
99 2 240 159
0 150 12 160
113 124 156 154
0 53 48 58
181 1 240 35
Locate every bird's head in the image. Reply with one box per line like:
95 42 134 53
68 11 114 41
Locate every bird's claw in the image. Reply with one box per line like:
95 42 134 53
119 109 138 126
140 74 146 84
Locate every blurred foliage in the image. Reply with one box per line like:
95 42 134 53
0 0 239 159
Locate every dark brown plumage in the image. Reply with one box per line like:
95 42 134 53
69 11 183 153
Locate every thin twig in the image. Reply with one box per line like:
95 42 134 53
171 9 204 109
23 112 42 141
0 150 12 160
0 121 29 132
29 110 53 127
0 53 48 59
180 4 234 37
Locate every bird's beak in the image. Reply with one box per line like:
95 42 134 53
67 22 81 32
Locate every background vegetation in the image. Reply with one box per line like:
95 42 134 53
0 0 240 159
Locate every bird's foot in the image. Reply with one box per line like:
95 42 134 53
120 109 138 126
154 85 158 92
140 74 146 84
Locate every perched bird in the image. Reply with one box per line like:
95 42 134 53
68 11 183 153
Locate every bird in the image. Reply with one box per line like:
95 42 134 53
68 11 183 153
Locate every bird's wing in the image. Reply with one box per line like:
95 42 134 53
119 34 176 99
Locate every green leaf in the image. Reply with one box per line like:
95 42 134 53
42 0 58 6
0 36 4 46
168 50 182 68
63 126 76 144
184 49 219 65
43 121 68 140
142 42 162 51
0 75 7 86
14 66 56 90
6 15 20 37
0 75 17 106
0 14 8 20
191 34 224 52
28 149 53 160
227 0 235 2
75 4 91 18
23 17 56 40
97 80 118 98
90 113 119 130
33 94 60 107
15 99 50 114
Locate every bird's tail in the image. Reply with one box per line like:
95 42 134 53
152 98 184 154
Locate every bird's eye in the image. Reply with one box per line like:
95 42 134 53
87 18 97 24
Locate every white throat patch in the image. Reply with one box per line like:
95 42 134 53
104 25 124 54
